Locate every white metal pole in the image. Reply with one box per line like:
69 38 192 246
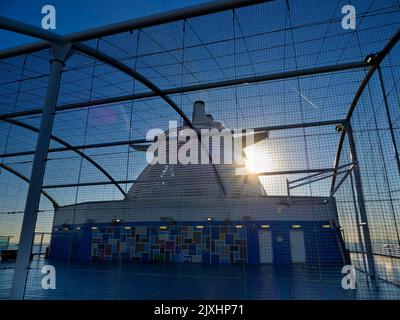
347 124 377 280
10 43 72 300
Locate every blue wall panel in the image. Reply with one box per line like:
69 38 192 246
49 220 344 266
247 225 260 264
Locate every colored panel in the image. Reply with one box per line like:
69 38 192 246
202 251 210 264
211 254 219 264
225 233 234 245
165 241 174 250
211 227 219 240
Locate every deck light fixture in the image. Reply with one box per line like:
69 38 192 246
335 125 344 133
111 218 121 225
364 53 379 65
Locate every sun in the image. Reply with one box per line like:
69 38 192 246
244 146 274 174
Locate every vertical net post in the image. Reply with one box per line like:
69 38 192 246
346 123 377 281
10 43 72 300
376 65 400 176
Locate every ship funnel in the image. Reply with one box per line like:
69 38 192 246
192 101 207 125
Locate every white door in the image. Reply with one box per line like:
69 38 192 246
258 230 273 263
290 230 306 263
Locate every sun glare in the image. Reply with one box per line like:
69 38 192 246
245 147 274 174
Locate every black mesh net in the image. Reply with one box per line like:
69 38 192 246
0 0 400 300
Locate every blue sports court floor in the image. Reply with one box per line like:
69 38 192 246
1 258 400 300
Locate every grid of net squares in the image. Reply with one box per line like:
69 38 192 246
0 0 400 299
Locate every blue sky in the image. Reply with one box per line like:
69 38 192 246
0 0 208 49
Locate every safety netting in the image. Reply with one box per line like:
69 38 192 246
0 0 400 299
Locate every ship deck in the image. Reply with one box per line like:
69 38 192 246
1 257 399 300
